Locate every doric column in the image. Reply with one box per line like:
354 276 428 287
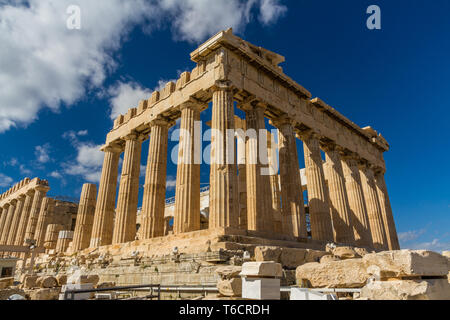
72 184 97 251
44 224 62 250
174 103 202 234
323 145 355 245
34 197 55 247
301 131 334 242
277 120 307 238
7 195 25 245
360 163 388 250
244 104 273 233
55 231 73 254
0 200 17 245
14 190 35 246
90 145 121 247
0 206 6 242
374 170 400 250
341 156 373 247
24 186 49 244
112 134 143 244
236 116 247 230
209 81 239 229
267 132 282 234
141 119 170 239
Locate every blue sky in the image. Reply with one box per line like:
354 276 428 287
0 0 449 251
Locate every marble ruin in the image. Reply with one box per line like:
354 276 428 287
3 29 437 301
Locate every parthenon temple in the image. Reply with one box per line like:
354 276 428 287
0 29 400 267
87 28 398 254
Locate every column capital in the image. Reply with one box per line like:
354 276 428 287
26 189 36 197
149 116 174 128
179 100 204 112
271 115 295 129
212 80 233 92
9 199 17 205
123 132 146 142
34 185 50 193
297 128 320 142
102 143 123 154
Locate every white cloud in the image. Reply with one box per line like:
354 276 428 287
398 229 426 242
407 239 450 253
258 0 287 25
35 143 51 163
63 143 104 183
0 173 13 188
108 81 152 119
0 0 287 132
166 176 177 190
49 171 63 179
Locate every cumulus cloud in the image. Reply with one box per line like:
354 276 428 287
49 171 63 179
63 143 104 183
35 143 51 163
166 176 177 190
108 81 153 119
408 239 450 253
398 229 426 242
0 173 14 188
0 0 287 133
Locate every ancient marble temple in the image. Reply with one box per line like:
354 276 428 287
0 29 400 255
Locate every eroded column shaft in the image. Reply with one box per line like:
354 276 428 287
324 148 355 245
209 82 239 229
245 106 273 233
7 196 25 245
360 165 388 249
34 197 55 247
341 158 373 247
112 135 142 244
278 123 307 238
90 148 120 247
375 171 400 250
302 134 334 241
141 120 169 239
0 201 16 245
14 191 35 246
24 187 49 244
72 183 97 251
267 133 282 234
174 105 201 234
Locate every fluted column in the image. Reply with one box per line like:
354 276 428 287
44 224 62 250
112 134 142 244
323 145 355 245
90 146 121 247
236 118 247 230
174 104 202 234
277 120 307 238
244 105 273 233
360 163 388 250
374 170 400 250
0 206 7 242
24 186 48 244
341 156 372 247
14 190 35 246
141 119 170 239
72 184 97 251
0 200 16 245
301 131 334 241
34 197 55 247
7 195 25 245
267 132 282 234
209 81 239 229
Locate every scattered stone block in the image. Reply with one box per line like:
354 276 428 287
320 255 340 264
39 276 58 288
22 275 38 289
360 279 450 300
29 288 61 300
242 277 280 300
0 277 14 289
240 262 282 278
215 266 242 280
362 250 448 277
56 274 67 286
296 259 369 288
280 248 307 269
254 246 281 262
217 278 242 297
96 282 115 289
60 283 94 300
0 288 27 300
304 249 330 263
333 247 360 260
